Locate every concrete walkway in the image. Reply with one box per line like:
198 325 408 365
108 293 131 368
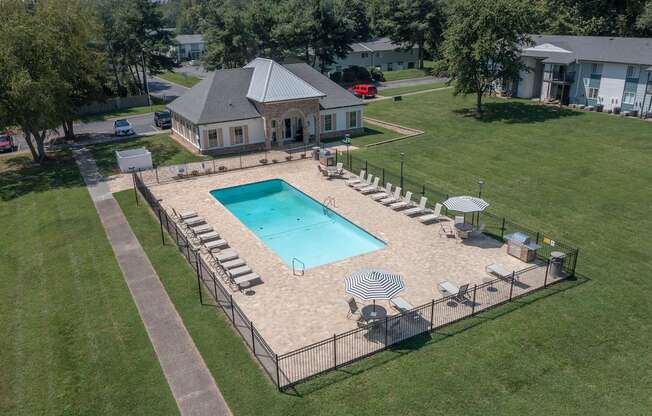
73 148 231 416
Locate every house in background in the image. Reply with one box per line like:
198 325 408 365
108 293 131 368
513 35 652 114
175 34 206 62
324 37 419 74
167 58 364 155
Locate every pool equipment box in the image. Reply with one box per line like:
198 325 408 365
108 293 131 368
115 148 153 173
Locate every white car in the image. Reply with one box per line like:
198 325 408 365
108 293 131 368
113 119 135 136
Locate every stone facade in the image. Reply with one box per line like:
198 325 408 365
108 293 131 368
259 98 321 149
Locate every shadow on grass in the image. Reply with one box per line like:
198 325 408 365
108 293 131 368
283 273 590 397
0 154 83 201
454 101 580 124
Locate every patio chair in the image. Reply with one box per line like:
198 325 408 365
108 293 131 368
380 186 402 205
329 162 345 177
352 174 374 190
486 263 513 280
346 297 361 319
359 177 381 194
454 215 465 224
438 281 470 303
418 203 449 224
439 221 456 238
346 170 366 186
370 182 392 201
403 196 427 216
390 191 413 210
472 223 486 238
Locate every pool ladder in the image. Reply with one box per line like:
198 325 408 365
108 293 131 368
292 257 305 276
323 196 337 215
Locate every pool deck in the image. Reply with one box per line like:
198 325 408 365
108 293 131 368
150 159 538 354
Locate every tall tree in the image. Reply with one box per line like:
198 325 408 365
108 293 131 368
381 0 444 68
438 0 535 114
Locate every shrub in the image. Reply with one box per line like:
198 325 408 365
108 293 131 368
351 65 371 82
329 71 342 83
370 67 385 82
342 67 356 83
218 165 227 171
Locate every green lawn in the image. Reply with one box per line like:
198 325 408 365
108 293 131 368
0 155 177 415
378 82 448 97
382 60 435 82
321 125 400 147
89 133 207 176
156 71 201 88
79 104 166 123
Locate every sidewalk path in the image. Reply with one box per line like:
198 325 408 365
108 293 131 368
73 148 231 416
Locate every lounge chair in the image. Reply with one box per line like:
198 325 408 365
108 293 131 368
203 238 228 250
418 203 449 224
359 177 380 194
438 281 470 303
346 170 366 186
326 162 345 177
390 297 415 313
353 174 374 190
220 258 246 270
486 263 513 279
380 187 402 205
183 216 206 227
228 265 252 278
403 196 427 216
370 182 392 201
390 191 413 210
231 271 262 291
214 248 238 261
346 297 361 319
198 231 220 242
190 224 213 235
173 208 197 220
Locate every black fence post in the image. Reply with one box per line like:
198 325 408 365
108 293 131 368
275 354 281 390
382 168 385 186
365 160 368 174
535 232 540 245
196 254 203 305
500 217 506 239
212 272 218 300
572 249 579 276
509 272 515 301
155 166 159 184
157 208 165 246
132 173 139 206
399 154 404 190
251 322 256 354
384 317 389 349
471 285 477 316
332 334 337 369
544 259 550 288
429 299 435 330
230 295 235 323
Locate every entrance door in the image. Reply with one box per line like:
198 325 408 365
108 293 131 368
283 118 292 140
294 117 303 141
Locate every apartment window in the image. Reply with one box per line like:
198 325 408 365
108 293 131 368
347 111 358 128
387 62 393 71
361 52 368 58
233 126 244 145
623 92 636 105
588 87 600 99
591 63 603 75
324 114 333 131
398 61 403 67
208 129 218 148
626 65 638 79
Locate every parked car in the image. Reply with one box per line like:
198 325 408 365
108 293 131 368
154 111 172 129
113 119 135 136
0 132 17 153
348 84 377 99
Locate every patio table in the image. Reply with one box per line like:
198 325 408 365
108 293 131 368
454 223 473 239
361 305 387 321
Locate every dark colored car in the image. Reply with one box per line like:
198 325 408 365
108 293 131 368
0 133 17 153
348 84 378 99
154 111 172 129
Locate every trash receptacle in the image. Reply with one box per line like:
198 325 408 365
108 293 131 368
550 251 566 277
312 147 321 160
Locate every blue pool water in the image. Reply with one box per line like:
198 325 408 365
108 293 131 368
211 179 385 269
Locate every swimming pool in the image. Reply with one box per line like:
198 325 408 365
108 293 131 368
211 179 385 269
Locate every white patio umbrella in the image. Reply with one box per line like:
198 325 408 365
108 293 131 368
345 269 405 316
442 196 489 213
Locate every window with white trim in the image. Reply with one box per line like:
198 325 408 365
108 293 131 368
588 87 599 99
591 63 603 75
233 126 244 144
324 114 333 131
623 92 636 105
347 111 358 128
208 129 218 148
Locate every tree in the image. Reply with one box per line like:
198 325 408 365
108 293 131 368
637 1 652 34
381 0 444 68
438 0 535 114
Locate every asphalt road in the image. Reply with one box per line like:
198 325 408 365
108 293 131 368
148 76 189 102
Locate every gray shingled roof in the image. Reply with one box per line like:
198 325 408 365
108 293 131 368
351 37 417 53
167 69 260 125
283 63 364 110
522 34 652 66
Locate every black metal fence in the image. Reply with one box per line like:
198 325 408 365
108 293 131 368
132 152 580 390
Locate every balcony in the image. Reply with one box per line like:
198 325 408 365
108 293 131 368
543 71 575 84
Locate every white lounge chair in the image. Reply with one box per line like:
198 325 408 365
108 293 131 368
418 203 449 224
220 258 246 269
486 263 513 279
173 208 197 220
190 224 213 235
438 281 470 303
353 174 374 190
232 272 261 291
346 170 366 186
203 238 228 250
228 265 252 278
380 187 402 205
403 196 427 216
390 297 415 313
390 191 413 210
359 177 380 194
183 216 205 227
214 248 238 261
199 231 220 242
326 162 345 177
370 182 392 201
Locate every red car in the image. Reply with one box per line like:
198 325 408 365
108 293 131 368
0 132 17 153
349 84 377 99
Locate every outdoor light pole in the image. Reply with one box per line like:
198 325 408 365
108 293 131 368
400 153 405 190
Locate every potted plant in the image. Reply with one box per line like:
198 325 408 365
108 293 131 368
272 158 278 163
613 106 621 115
218 165 227 172
285 155 292 161
260 158 268 164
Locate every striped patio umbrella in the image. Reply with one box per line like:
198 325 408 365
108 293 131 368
442 196 489 213
345 269 405 316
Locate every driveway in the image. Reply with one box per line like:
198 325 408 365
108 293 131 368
148 76 189 102
377 76 449 90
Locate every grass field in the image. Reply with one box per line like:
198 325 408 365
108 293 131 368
79 104 167 123
157 71 201 88
90 133 207 176
321 125 400 147
382 61 435 82
378 82 448 97
0 155 177 415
